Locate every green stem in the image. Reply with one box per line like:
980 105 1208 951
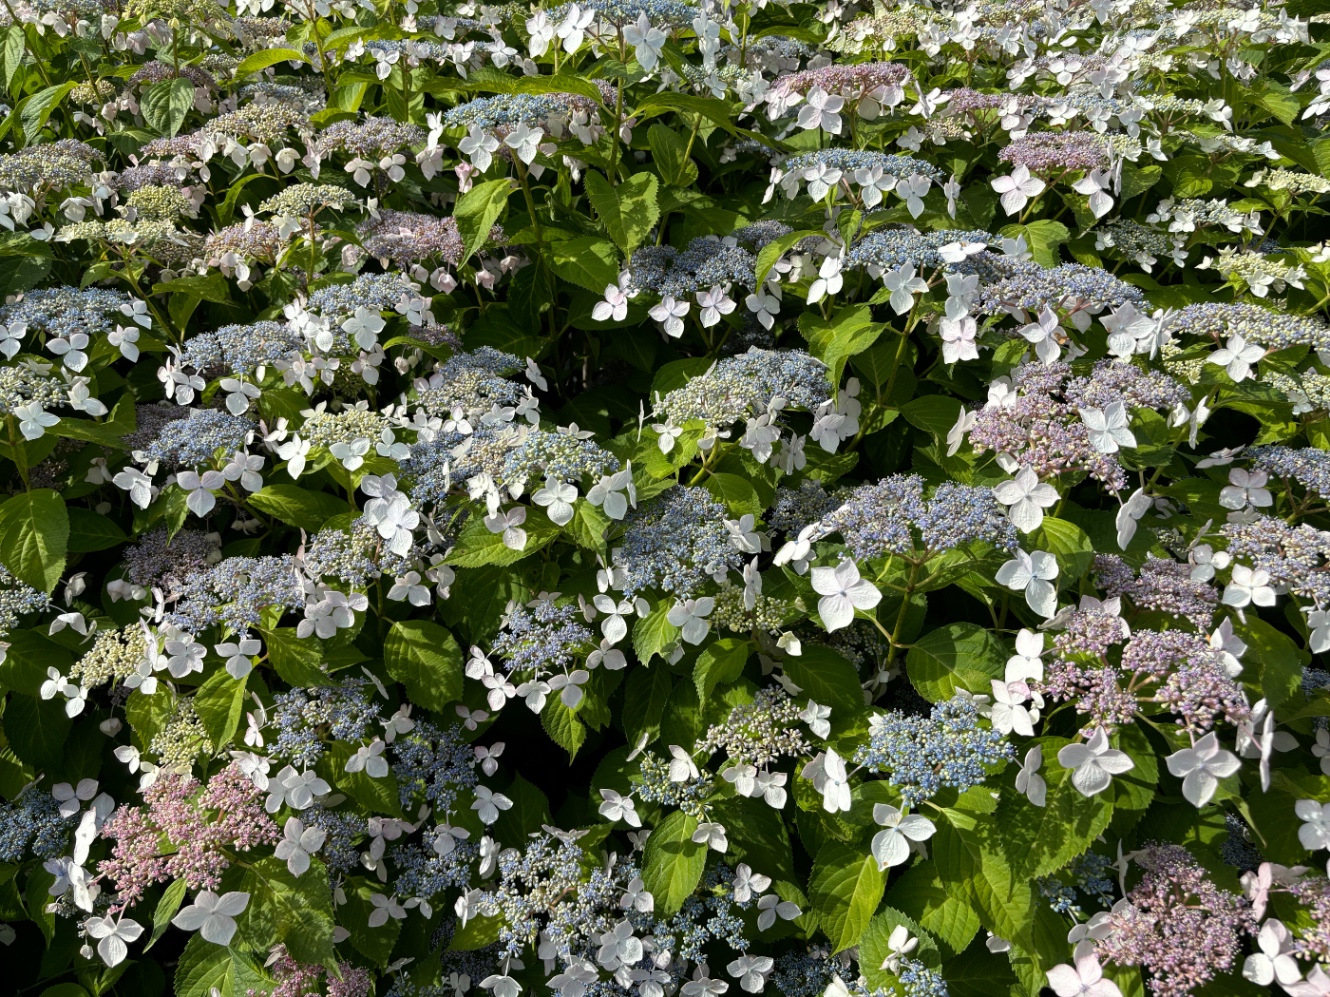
118 251 178 343
6 415 29 490
880 328 912 404
883 561 920 665
677 113 702 186
514 163 544 254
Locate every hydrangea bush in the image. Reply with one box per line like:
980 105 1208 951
3 1 1330 996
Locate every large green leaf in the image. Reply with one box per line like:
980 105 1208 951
906 623 1007 701
997 219 1069 267
3 693 71 770
1239 616 1310 714
146 879 188 951
782 645 865 720
810 841 886 952
0 628 73 692
542 698 588 758
66 507 127 552
263 627 333 686
712 794 798 882
235 47 309 75
454 177 513 264
622 664 674 748
18 82 73 145
755 228 823 285
584 170 660 255
322 741 403 817
701 473 763 517
383 619 464 711
632 601 681 664
1248 770 1327 865
239 856 336 965
511 73 604 103
860 907 943 988
884 864 981 955
799 305 888 385
994 738 1114 880
174 933 270 997
140 78 195 137
193 669 248 750
444 505 561 567
693 637 749 702
641 810 706 914
1033 517 1094 582
341 881 403 966
646 123 699 187
248 484 347 532
0 254 50 294
0 27 23 93
932 823 1034 949
0 488 69 593
943 943 1019 997
493 773 551 841
549 236 620 293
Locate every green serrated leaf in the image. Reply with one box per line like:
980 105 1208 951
0 488 68 593
632 601 681 664
493 773 552 841
641 810 706 914
193 668 247 750
240 856 336 965
247 483 347 532
783 645 865 721
550 236 621 294
146 879 188 951
542 698 588 758
755 228 823 286
454 178 513 264
884 863 981 955
322 741 403 817
383 619 464 712
933 823 1034 949
997 219 1069 267
995 738 1114 880
623 664 674 749
342 882 404 966
140 78 195 137
18 82 74 145
906 623 1007 702
584 170 660 255
860 907 943 989
1034 517 1094 582
701 472 763 517
174 933 270 997
693 637 749 702
444 505 561 567
66 507 127 552
235 47 309 75
810 841 886 952
799 305 887 386
263 627 332 686
4 693 71 772
0 628 73 692
646 123 699 187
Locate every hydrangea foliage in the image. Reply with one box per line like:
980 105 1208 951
1 2 1330 997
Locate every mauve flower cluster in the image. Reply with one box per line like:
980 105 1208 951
1041 613 1247 735
99 764 279 904
1094 554 1218 630
1097 844 1254 997
998 131 1114 173
969 361 1184 493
